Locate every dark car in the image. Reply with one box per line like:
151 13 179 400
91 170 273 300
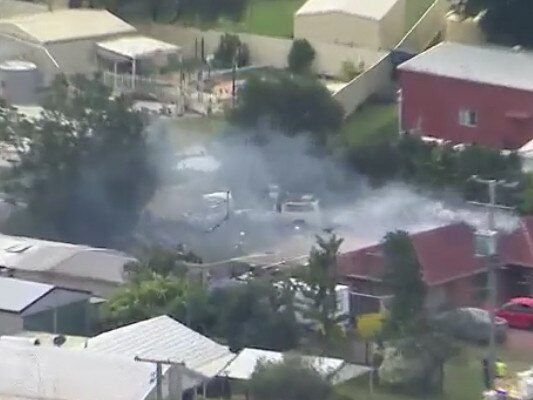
496 297 533 329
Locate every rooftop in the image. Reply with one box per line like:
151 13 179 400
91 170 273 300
296 0 400 20
0 233 134 284
0 0 48 19
0 9 136 44
0 342 155 400
97 35 180 60
398 42 533 92
87 315 236 388
0 276 53 313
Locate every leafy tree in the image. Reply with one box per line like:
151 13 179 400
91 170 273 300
287 39 316 75
214 33 250 68
299 234 345 346
0 75 157 247
125 244 202 282
101 272 207 330
231 72 344 144
381 231 427 338
210 279 301 351
249 356 334 400
463 0 533 48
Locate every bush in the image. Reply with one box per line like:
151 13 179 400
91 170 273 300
288 39 315 74
339 60 359 81
214 33 250 69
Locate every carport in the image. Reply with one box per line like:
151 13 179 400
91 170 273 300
96 35 181 91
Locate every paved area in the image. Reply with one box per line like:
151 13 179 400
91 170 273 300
504 329 533 364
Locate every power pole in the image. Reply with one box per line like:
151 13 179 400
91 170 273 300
134 356 186 400
469 177 517 388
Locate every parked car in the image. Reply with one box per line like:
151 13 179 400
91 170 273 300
496 297 533 329
432 307 508 343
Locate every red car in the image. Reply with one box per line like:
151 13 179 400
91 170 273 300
496 297 533 329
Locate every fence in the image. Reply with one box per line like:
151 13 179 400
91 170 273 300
137 23 385 78
396 0 449 53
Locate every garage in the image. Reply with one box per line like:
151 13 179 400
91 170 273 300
294 0 406 50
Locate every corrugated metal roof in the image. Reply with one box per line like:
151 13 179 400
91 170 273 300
0 9 136 44
0 234 134 284
97 35 180 59
398 42 533 92
220 348 370 383
0 276 53 313
296 0 399 20
0 342 155 400
88 316 236 380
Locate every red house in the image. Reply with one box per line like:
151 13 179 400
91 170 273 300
398 42 533 150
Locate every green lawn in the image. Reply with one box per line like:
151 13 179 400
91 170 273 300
336 344 532 400
182 0 305 38
405 0 437 32
341 102 398 149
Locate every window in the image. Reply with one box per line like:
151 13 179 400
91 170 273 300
459 108 478 127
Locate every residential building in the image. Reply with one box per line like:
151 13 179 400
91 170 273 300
398 42 533 150
0 8 181 99
294 0 405 50
0 341 159 400
337 223 486 312
0 233 135 297
0 276 90 335
87 315 236 396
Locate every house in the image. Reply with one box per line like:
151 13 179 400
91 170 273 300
0 341 159 400
294 0 405 50
87 315 237 396
0 8 181 100
398 42 533 150
337 223 486 312
220 347 370 384
0 276 90 336
0 233 135 297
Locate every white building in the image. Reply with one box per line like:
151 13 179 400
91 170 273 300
0 276 90 336
87 315 237 396
0 340 159 400
294 0 406 50
0 233 135 297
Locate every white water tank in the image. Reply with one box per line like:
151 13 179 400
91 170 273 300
0 60 38 105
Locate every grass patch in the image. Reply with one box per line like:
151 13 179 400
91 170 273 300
405 0 436 32
181 0 305 37
336 343 532 400
166 115 226 149
341 102 398 149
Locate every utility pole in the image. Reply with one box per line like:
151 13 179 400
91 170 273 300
469 176 517 388
135 356 185 400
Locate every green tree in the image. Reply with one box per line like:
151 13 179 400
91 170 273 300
249 356 334 400
463 0 533 47
231 72 344 144
214 33 250 68
0 75 157 246
299 234 345 347
381 231 427 338
288 39 316 75
101 272 206 330
210 279 301 351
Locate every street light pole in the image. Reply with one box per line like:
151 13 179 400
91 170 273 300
469 176 517 388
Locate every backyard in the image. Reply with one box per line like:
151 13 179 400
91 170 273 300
336 332 533 400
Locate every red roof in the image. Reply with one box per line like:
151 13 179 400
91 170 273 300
337 223 483 286
499 216 533 268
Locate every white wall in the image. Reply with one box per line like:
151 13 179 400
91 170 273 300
0 311 24 336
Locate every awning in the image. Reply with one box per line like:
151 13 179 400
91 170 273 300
97 35 180 61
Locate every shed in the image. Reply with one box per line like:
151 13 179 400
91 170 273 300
220 348 370 384
87 315 237 394
0 341 157 400
294 0 405 49
0 276 91 336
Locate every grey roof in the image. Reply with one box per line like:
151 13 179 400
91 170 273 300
0 342 155 400
88 316 236 385
398 42 533 92
0 276 53 313
0 234 134 284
